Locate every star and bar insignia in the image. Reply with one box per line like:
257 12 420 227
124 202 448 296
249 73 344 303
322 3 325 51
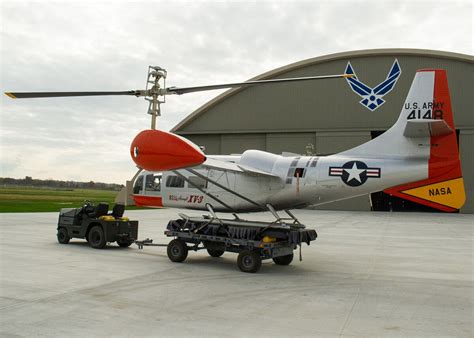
329 161 381 187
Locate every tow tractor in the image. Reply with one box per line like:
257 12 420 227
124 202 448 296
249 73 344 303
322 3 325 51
57 201 139 249
136 204 317 273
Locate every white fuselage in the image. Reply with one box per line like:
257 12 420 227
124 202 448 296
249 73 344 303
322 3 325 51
134 150 427 212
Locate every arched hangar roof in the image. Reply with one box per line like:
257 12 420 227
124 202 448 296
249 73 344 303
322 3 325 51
172 48 473 133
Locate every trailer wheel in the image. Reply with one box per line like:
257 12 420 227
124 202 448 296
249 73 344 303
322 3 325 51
207 249 225 258
116 238 133 248
57 227 70 244
237 250 262 273
272 253 294 265
88 225 106 249
167 239 188 262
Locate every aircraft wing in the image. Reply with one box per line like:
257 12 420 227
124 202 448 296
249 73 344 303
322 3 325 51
199 158 280 178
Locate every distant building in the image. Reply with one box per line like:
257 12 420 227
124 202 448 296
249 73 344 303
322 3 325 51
172 49 473 213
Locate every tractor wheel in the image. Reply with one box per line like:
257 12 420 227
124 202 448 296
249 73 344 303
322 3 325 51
117 238 133 248
57 227 70 244
88 225 106 249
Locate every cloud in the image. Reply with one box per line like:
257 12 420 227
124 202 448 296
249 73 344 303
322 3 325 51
1 0 472 183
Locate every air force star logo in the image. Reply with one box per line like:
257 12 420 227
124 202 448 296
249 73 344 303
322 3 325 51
345 59 401 111
329 161 381 187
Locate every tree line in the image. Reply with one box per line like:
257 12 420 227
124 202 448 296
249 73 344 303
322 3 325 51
0 176 123 191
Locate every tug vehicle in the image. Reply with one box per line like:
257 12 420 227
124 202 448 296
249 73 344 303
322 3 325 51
57 201 138 249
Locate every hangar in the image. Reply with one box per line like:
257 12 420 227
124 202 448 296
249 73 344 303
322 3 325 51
172 49 474 213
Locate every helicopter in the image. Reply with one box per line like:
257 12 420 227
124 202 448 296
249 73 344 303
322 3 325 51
5 67 465 213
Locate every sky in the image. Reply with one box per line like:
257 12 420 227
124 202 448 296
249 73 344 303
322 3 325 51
1 0 472 184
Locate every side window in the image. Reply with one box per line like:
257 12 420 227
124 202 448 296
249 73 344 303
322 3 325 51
294 168 305 178
166 175 185 188
145 174 161 192
286 157 305 184
133 176 143 194
310 158 319 167
188 176 207 189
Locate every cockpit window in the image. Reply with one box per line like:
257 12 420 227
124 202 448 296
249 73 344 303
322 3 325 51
133 176 144 194
145 174 161 192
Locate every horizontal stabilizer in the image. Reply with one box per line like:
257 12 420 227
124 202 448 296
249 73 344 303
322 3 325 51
385 176 465 212
403 119 453 138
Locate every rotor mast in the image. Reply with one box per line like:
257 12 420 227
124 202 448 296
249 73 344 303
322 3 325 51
145 66 167 130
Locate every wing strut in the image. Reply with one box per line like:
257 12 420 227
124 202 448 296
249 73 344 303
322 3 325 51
172 170 237 213
186 168 267 211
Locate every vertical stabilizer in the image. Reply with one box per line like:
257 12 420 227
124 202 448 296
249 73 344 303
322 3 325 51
340 70 437 158
383 69 465 211
339 69 465 211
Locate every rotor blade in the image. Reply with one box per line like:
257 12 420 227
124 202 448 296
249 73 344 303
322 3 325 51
166 74 352 95
4 91 140 99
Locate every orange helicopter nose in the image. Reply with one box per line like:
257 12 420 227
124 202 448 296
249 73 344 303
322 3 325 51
130 129 206 171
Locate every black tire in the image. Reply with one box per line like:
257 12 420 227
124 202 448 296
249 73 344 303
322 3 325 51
57 227 70 244
116 238 133 248
88 225 106 249
167 239 188 262
237 250 262 273
272 253 294 266
207 249 225 258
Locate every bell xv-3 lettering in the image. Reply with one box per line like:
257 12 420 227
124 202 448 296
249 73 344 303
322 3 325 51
345 59 401 111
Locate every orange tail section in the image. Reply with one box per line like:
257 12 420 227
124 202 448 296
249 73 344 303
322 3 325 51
384 69 465 212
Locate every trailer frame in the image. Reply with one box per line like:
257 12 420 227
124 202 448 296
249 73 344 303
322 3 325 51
135 205 317 273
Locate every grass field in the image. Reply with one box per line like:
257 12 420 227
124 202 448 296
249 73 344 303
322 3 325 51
0 186 132 213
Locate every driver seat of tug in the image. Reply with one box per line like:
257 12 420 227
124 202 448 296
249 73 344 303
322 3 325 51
86 202 109 218
110 203 125 219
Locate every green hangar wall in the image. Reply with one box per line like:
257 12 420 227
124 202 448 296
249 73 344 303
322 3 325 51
172 49 474 213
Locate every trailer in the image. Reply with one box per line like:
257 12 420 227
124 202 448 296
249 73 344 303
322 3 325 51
136 205 317 273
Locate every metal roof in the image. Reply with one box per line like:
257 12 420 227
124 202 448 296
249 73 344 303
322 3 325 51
171 48 473 132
